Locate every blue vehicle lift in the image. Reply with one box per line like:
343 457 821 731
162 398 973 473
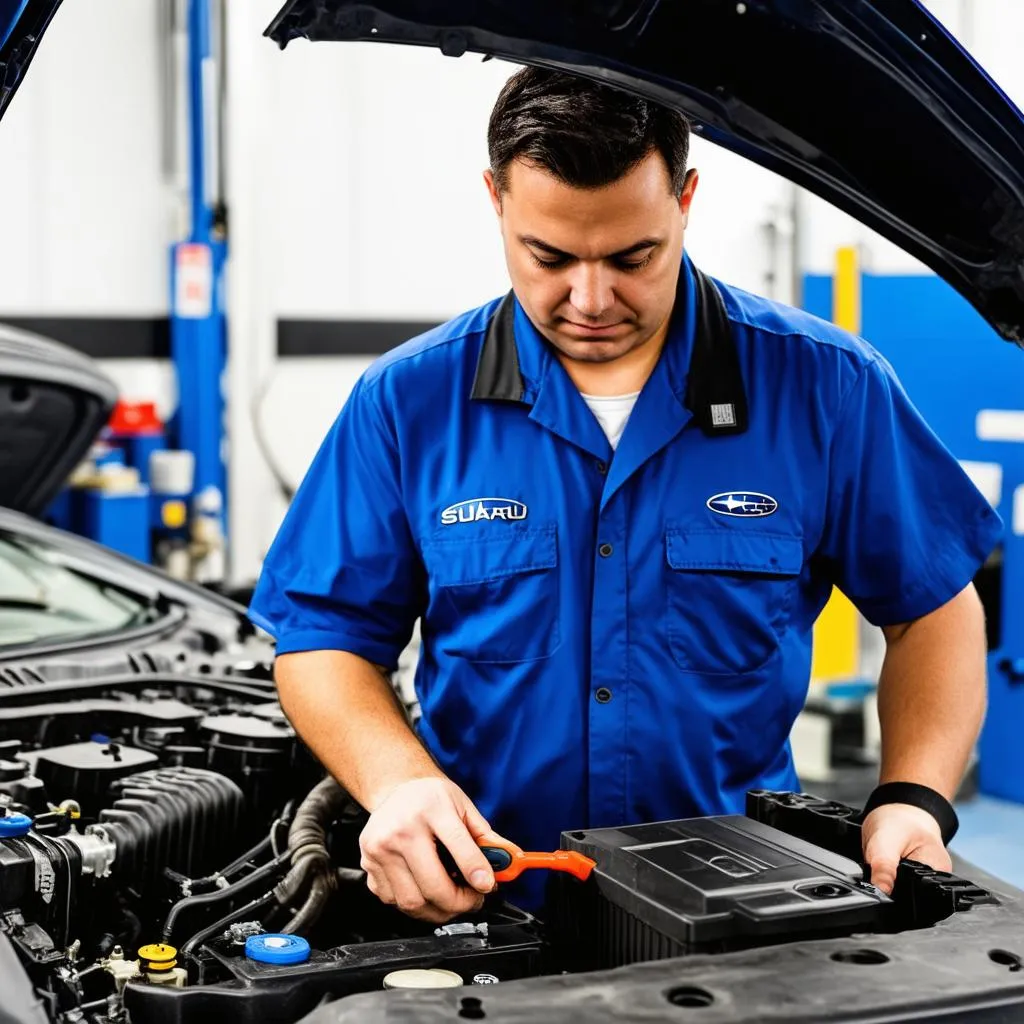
167 0 228 573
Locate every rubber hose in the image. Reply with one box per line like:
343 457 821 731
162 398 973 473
275 777 349 905
162 850 290 943
169 834 272 895
281 870 336 936
273 855 322 907
179 890 278 958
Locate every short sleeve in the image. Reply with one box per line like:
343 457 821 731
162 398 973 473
247 376 423 667
816 354 1002 626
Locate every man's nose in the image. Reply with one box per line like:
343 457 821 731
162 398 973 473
568 262 614 319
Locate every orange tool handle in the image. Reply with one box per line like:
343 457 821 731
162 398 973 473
477 837 596 883
438 837 596 885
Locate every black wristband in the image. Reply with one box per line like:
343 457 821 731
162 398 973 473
861 782 959 845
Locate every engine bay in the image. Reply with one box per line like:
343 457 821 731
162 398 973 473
0 678 1010 1024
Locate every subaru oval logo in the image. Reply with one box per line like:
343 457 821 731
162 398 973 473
707 492 778 517
441 497 528 525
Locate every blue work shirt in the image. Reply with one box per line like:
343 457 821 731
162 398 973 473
249 255 1001 905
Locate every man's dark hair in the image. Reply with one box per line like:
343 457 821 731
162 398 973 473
488 67 691 196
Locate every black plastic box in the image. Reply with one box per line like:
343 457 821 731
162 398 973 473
19 741 158 815
549 814 893 968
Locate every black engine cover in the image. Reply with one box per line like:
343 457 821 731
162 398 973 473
549 814 893 968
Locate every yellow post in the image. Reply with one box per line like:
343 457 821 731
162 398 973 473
810 247 861 683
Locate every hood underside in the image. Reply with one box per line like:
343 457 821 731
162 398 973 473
0 0 64 121
266 0 1024 343
0 325 117 515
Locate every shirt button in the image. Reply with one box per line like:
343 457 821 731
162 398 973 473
596 459 608 475
598 542 613 558
595 687 613 704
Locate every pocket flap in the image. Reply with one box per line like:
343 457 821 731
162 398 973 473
426 526 558 587
666 528 803 576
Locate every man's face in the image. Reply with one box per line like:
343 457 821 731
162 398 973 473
485 151 698 365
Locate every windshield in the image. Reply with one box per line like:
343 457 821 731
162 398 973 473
0 530 152 648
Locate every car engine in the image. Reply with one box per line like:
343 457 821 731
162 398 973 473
0 678 549 1024
0 676 1005 1024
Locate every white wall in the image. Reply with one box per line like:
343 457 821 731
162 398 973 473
1 0 1021 583
0 1 178 455
0 0 170 311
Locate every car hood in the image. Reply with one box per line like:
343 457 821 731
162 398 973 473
266 0 1024 343
0 323 118 515
1 1 64 120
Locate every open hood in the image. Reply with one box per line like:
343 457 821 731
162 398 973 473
1 1 115 516
0 324 118 515
266 0 1024 343
0 0 64 121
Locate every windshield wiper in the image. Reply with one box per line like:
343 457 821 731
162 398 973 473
121 595 172 628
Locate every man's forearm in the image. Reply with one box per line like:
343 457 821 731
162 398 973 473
876 584 987 800
275 649 444 811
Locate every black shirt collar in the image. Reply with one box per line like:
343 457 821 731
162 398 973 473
471 264 748 437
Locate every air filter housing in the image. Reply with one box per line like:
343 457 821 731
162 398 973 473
548 815 892 970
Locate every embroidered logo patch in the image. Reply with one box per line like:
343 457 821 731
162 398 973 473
706 492 778 517
441 498 528 525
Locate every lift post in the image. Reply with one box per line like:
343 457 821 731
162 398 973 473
168 0 228 581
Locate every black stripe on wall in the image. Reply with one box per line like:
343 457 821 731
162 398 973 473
277 319 442 357
0 316 170 359
0 316 443 360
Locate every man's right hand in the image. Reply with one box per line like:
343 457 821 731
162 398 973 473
358 776 499 924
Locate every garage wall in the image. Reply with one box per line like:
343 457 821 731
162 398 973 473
0 1 1020 584
0 0 179 444
0 0 170 313
232 0 1024 582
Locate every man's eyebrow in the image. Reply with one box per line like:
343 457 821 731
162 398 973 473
519 236 662 260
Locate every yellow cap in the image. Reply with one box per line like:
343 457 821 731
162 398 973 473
138 944 177 971
161 499 188 529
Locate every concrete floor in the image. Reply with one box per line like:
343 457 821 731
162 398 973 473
951 795 1024 889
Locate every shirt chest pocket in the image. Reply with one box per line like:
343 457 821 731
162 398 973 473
422 525 560 664
665 526 803 676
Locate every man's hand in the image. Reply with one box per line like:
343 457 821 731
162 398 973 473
862 803 952 895
359 777 501 924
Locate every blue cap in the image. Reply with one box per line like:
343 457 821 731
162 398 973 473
0 813 32 838
91 733 110 744
244 934 311 965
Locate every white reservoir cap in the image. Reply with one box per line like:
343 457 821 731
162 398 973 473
383 968 464 989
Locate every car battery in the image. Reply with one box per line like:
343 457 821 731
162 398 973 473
547 814 893 970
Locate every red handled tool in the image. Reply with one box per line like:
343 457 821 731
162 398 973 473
440 836 596 884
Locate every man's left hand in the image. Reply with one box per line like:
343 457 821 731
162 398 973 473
861 802 952 895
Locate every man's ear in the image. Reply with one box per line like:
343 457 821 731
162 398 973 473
483 168 503 217
679 168 699 229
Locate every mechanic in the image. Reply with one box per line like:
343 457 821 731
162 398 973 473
248 68 1001 923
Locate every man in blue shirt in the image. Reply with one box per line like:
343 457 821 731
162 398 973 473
249 69 1000 923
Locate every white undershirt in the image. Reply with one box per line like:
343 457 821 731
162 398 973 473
581 391 641 450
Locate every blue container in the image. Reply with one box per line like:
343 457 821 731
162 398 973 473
81 489 151 564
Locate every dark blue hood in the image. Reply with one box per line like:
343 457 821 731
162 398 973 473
266 0 1024 343
0 0 63 119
